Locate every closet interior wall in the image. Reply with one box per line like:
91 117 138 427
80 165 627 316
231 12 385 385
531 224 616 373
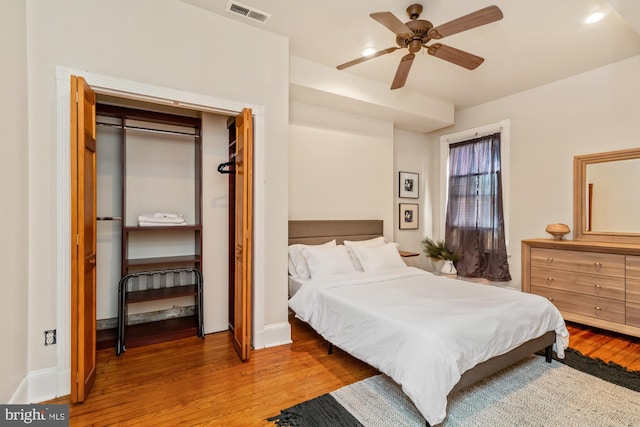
94 102 203 349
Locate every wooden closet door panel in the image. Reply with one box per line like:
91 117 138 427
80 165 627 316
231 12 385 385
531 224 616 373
70 75 97 402
233 108 253 361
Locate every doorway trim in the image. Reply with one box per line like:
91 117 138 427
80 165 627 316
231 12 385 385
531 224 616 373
54 66 268 397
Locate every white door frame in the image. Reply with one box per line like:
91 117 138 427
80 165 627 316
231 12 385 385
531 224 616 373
54 66 267 397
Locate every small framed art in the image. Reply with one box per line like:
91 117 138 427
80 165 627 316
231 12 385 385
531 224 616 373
399 203 419 230
399 171 419 199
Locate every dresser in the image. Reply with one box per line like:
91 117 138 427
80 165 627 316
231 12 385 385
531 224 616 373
522 238 640 338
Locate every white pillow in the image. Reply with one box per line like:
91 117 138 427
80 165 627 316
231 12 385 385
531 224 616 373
343 236 387 247
350 243 407 273
302 245 357 278
288 240 336 278
344 237 398 271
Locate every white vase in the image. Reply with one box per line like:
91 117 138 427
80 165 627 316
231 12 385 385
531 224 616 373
429 257 444 274
440 260 457 276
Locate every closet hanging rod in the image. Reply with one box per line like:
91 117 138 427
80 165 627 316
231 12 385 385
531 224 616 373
96 121 198 137
97 216 123 221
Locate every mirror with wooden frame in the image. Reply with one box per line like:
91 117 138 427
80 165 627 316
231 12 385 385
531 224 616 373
574 147 640 243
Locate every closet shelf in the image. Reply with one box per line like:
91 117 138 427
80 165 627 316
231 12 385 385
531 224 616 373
124 317 199 349
126 285 197 304
126 255 201 268
124 224 202 232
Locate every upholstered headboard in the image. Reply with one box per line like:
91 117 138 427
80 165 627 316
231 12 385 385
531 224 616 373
288 220 383 245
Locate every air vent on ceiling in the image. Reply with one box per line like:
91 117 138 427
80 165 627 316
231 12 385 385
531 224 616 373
226 1 270 24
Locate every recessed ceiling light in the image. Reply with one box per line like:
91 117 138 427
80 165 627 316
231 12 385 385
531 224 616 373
360 47 377 57
583 10 608 24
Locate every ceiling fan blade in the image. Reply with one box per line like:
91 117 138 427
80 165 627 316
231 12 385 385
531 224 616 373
390 53 415 90
427 43 484 70
336 47 400 70
428 5 503 39
370 12 413 37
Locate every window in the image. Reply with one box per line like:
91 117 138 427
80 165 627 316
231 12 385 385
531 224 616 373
439 120 511 281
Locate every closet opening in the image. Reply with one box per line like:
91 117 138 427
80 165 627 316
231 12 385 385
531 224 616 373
92 95 237 353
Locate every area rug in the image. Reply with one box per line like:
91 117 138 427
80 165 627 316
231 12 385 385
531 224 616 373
267 349 640 427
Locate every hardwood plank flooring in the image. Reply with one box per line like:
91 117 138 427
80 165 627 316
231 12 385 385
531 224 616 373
47 316 639 426
48 315 377 426
566 321 640 370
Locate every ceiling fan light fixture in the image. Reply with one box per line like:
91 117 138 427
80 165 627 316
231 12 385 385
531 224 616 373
360 47 377 57
583 10 609 24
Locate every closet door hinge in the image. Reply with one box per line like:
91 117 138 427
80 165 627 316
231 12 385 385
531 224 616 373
75 90 79 103
76 234 79 246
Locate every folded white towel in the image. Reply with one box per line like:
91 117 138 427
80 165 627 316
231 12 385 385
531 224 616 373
153 212 181 219
138 221 188 227
137 213 186 224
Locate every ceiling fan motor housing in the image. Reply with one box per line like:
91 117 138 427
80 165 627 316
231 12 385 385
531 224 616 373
396 19 433 52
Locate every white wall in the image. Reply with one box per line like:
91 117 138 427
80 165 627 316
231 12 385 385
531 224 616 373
25 0 289 390
289 102 394 238
201 112 233 332
426 55 640 288
0 0 29 403
393 129 434 270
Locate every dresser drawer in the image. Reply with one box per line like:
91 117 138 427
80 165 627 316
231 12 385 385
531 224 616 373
531 248 625 277
531 266 625 300
627 302 640 328
626 256 640 305
531 286 625 323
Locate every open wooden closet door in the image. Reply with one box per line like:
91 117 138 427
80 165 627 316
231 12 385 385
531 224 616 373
70 75 98 402
233 108 253 361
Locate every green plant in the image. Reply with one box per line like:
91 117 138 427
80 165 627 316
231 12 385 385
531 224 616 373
422 237 461 261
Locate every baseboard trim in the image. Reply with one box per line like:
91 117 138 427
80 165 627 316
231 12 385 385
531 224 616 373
253 321 291 349
11 367 71 404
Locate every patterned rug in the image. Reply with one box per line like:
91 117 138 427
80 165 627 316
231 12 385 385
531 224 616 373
267 349 640 426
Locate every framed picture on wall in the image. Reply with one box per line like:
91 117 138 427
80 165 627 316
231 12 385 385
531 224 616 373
399 171 419 199
399 203 419 230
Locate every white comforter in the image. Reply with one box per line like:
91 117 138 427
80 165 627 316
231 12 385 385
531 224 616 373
288 267 569 426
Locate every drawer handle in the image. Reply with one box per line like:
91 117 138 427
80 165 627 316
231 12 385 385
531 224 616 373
546 257 554 263
547 297 554 302
594 262 602 270
594 284 602 289
546 277 554 283
595 306 601 311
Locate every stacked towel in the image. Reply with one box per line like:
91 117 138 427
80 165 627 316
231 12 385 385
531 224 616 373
138 212 186 226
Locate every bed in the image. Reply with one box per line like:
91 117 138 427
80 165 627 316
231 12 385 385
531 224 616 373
287 220 569 426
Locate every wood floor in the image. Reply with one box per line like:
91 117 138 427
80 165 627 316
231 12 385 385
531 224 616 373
48 316 640 426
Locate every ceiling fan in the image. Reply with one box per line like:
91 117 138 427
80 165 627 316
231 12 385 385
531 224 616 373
337 4 503 90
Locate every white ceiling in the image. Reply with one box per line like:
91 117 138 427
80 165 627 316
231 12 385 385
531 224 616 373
182 0 640 120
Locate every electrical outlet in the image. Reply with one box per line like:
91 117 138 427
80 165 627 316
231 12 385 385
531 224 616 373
44 329 56 346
